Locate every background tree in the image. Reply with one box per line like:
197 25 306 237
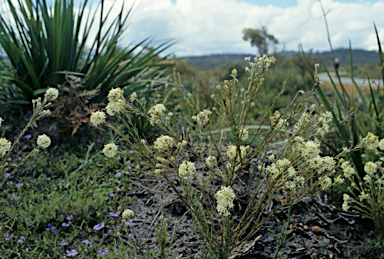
243 26 279 55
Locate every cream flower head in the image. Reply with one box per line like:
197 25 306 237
0 138 11 157
90 111 106 126
122 209 134 219
108 88 124 103
45 88 59 101
106 101 124 116
153 135 174 152
103 143 118 158
179 160 196 180
37 134 51 148
148 104 166 125
215 186 236 217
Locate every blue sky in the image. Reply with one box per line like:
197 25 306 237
69 0 384 57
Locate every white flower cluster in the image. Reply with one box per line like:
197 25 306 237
362 132 379 151
37 134 51 148
103 143 118 158
206 156 217 168
239 128 248 141
106 101 125 116
90 111 107 126
153 135 174 152
245 54 276 73
316 111 332 137
122 209 134 219
364 161 378 175
148 104 166 125
342 194 351 211
358 191 369 201
214 186 236 217
298 140 321 160
108 88 124 103
0 137 11 157
130 92 137 102
106 88 125 116
265 158 305 189
226 145 249 162
45 87 59 101
341 161 356 179
192 110 212 127
179 160 196 180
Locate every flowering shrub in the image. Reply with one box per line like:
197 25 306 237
0 89 56 182
341 134 384 254
92 56 367 258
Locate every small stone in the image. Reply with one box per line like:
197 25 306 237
299 223 303 227
303 225 308 230
312 226 321 233
144 191 148 195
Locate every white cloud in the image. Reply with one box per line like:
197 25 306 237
5 0 382 57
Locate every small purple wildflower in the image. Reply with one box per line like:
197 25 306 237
66 249 78 257
129 233 134 239
62 221 72 227
96 139 102 143
82 240 91 245
4 234 13 240
116 145 120 148
124 219 133 226
221 136 227 140
115 172 122 177
149 146 153 149
84 148 88 152
59 240 68 246
15 183 23 188
108 229 112 233
51 226 58 231
19 202 23 205
93 222 105 231
108 193 114 197
109 211 121 217
11 163 17 167
66 215 72 220
129 150 134 154
48 224 52 227
116 187 124 191
18 157 22 160
126 162 131 168
135 232 139 237
4 173 10 178
103 233 108 237
98 249 109 256
15 196 21 200
6 181 13 185
17 236 25 243
24 134 32 139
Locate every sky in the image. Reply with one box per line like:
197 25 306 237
6 0 384 57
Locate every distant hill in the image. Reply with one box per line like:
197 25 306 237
178 49 381 69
